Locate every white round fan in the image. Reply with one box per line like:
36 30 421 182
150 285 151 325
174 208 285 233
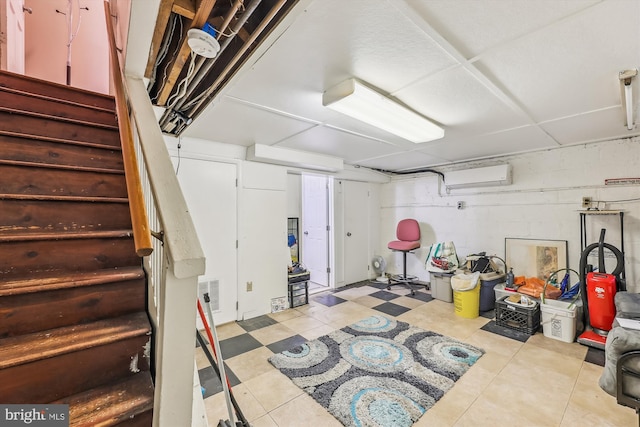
371 256 387 282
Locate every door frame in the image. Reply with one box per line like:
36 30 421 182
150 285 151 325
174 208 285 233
301 174 335 289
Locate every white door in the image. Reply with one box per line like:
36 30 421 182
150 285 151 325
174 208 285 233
177 159 238 324
302 175 329 287
344 180 370 285
2 0 25 73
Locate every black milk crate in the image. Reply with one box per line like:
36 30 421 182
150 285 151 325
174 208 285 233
495 296 540 335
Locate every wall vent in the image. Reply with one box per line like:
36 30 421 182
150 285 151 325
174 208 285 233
198 279 220 312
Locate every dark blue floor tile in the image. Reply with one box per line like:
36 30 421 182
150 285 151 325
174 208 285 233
267 334 308 354
237 315 278 332
198 364 241 398
219 333 263 359
313 293 347 307
369 290 400 301
373 302 411 317
481 320 532 343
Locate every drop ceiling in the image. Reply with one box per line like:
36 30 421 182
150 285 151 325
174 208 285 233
141 0 640 171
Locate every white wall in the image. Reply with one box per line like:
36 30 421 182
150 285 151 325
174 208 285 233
379 137 640 292
24 0 110 93
286 173 302 219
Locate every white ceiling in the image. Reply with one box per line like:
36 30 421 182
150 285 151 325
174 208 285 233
181 0 640 171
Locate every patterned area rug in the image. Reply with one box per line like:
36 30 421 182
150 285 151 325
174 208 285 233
268 315 484 427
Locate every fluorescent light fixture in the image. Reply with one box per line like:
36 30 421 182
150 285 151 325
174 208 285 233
322 79 444 143
619 69 637 130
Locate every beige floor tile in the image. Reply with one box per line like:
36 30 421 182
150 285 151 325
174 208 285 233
249 414 279 427
393 295 428 309
225 347 276 382
203 383 267 424
333 285 378 300
562 362 637 426
464 329 523 359
243 369 304 412
268 309 303 323
294 303 330 317
214 323 247 341
300 324 336 341
526 332 588 361
415 386 477 427
268 393 343 427
195 346 211 370
203 389 231 425
228 383 268 422
455 374 568 426
249 323 297 345
352 295 387 308
281 315 326 334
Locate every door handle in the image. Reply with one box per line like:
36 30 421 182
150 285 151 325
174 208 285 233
304 231 309 235
346 232 352 237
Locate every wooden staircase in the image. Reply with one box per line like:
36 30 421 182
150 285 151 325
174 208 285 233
0 70 154 425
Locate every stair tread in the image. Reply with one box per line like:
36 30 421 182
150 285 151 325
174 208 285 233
0 158 124 174
0 86 116 115
0 266 144 296
0 106 119 131
0 70 116 110
56 373 153 427
0 312 150 370
0 229 133 242
0 130 122 151
0 193 128 203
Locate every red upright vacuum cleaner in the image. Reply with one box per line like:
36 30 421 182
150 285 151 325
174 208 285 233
577 228 625 349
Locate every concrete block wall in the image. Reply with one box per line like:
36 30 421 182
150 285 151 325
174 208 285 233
379 137 640 292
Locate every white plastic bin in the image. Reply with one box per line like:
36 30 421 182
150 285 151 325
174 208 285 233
430 272 453 303
540 299 577 343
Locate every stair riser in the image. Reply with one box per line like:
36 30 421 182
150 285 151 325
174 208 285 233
0 238 140 279
0 71 115 110
0 111 120 148
0 200 132 234
0 335 150 404
0 90 117 127
0 279 146 338
0 135 123 171
0 164 127 198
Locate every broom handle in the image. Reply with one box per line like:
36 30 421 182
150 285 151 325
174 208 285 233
202 295 235 425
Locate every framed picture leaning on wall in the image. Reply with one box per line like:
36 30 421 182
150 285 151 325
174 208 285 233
505 238 568 281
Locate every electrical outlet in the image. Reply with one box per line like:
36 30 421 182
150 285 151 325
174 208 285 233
582 197 592 208
246 281 253 292
457 201 464 210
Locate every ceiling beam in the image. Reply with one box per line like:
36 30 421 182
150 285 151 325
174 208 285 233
157 0 218 106
144 0 175 79
172 0 196 19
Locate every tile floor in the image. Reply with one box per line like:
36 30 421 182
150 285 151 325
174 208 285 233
196 282 636 426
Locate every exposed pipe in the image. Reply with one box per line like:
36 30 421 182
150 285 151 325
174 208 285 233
159 0 262 129
185 0 287 118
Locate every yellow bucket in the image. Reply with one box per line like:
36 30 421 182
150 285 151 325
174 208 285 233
453 285 480 319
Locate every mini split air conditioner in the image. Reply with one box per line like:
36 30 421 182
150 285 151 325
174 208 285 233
445 164 512 190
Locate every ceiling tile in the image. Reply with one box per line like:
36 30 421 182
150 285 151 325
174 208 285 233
275 125 406 162
540 107 640 145
407 0 600 58
183 98 316 146
396 66 529 134
226 0 458 116
417 126 558 163
354 150 447 171
475 0 640 122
